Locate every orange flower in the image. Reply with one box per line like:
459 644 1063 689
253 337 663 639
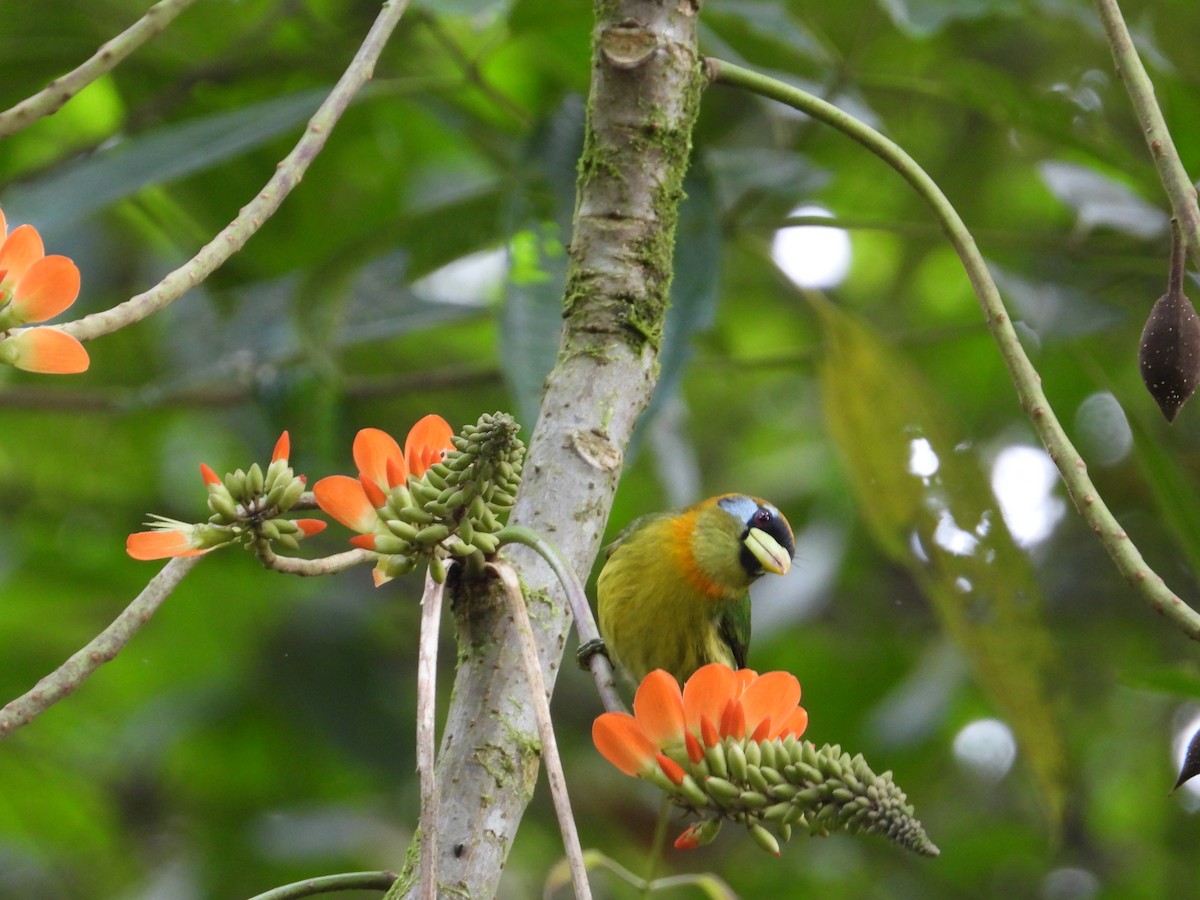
126 523 219 560
314 415 454 535
593 663 807 782
128 432 324 560
0 208 88 374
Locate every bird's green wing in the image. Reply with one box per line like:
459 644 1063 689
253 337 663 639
716 595 752 670
602 511 672 559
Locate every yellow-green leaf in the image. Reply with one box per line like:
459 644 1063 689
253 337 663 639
815 296 1066 826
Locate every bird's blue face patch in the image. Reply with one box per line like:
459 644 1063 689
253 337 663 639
717 495 761 523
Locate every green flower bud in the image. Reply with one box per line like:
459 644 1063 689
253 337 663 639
726 740 748 783
246 463 264 497
748 823 779 856
703 776 741 807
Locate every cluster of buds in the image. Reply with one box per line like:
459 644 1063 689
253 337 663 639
593 665 937 858
654 735 938 857
127 433 325 560
406 412 523 564
199 433 314 551
314 412 525 585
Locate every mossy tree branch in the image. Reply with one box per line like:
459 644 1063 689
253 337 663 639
385 1 705 896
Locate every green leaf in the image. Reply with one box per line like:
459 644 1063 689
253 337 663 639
816 297 1067 826
3 88 328 234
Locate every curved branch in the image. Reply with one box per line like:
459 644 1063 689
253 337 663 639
0 556 202 741
1092 0 1200 264
497 525 622 713
245 870 397 900
254 545 371 576
706 58 1200 640
0 0 200 140
415 568 443 900
488 561 590 900
60 0 415 343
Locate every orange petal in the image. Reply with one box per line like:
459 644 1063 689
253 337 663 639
312 475 379 533
360 473 388 509
720 699 746 740
592 712 657 777
126 531 206 560
633 669 686 748
700 714 720 749
0 207 7 241
772 706 809 740
294 519 326 537
371 563 394 587
405 414 454 477
656 752 686 785
2 327 89 374
739 671 801 740
733 668 757 696
385 457 407 489
685 730 704 765
350 533 377 549
750 717 772 743
0 224 44 286
674 827 700 851
272 431 290 463
682 663 737 737
10 256 79 323
200 463 221 486
353 428 404 493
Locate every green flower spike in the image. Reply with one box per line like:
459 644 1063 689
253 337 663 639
314 413 525 585
594 665 939 858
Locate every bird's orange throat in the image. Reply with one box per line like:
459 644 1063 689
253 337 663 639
666 510 731 601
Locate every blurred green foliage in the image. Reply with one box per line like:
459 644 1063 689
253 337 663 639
3 0 1200 896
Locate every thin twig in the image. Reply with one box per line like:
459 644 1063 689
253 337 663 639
0 556 202 741
488 561 591 900
0 0 200 140
1092 0 1200 264
245 870 397 900
254 544 372 576
706 57 1200 641
496 526 624 713
60 0 415 343
416 568 444 900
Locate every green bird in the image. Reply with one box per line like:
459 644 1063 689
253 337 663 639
595 494 795 684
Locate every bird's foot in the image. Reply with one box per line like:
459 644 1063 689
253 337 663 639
576 638 610 671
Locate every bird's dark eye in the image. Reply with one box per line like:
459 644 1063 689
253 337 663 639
753 509 773 526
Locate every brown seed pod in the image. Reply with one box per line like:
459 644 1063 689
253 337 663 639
1140 222 1200 422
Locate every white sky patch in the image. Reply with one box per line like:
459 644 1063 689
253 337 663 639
771 205 852 289
908 437 940 479
990 445 1067 546
933 507 979 557
411 247 508 306
953 718 1017 783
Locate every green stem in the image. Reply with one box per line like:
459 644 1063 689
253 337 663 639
496 525 624 712
61 0 415 343
641 795 672 898
1092 0 1200 267
244 870 396 900
705 57 1200 642
254 544 372 576
0 0 200 139
0 556 202 741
